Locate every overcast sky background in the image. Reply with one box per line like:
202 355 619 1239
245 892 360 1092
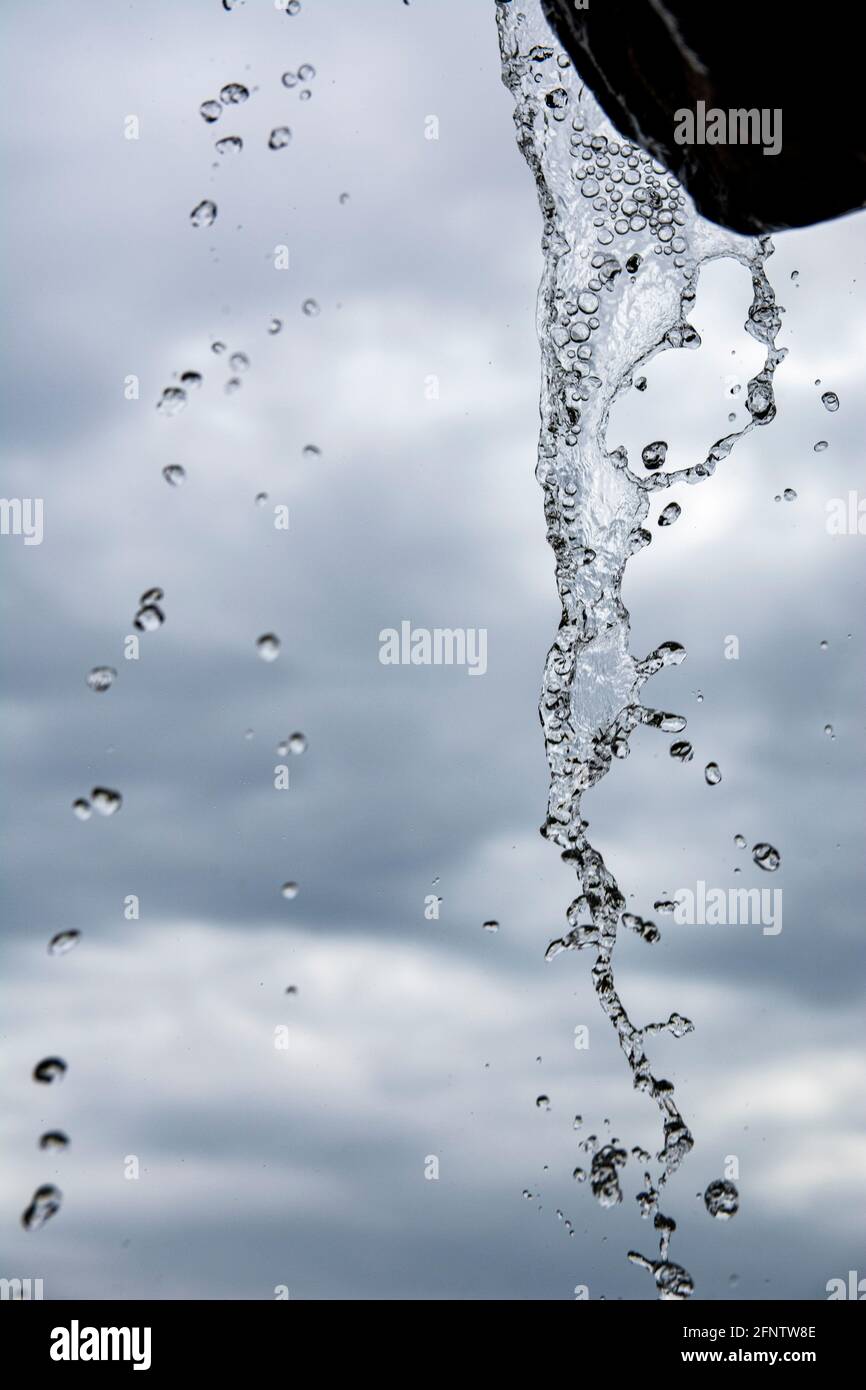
1 0 864 1300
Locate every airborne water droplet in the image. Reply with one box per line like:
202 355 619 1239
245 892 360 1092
215 136 243 155
783 487 797 501
658 502 681 527
219 83 249 105
297 64 316 81
134 604 164 632
482 919 500 932
229 351 249 373
33 1057 66 1084
268 318 283 334
535 1095 551 1110
821 390 839 412
39 1131 69 1151
72 798 92 821
734 834 746 848
256 633 281 662
48 931 81 956
302 444 321 459
281 71 299 89
157 386 187 416
21 1184 62 1232
280 881 299 900
814 440 829 452
200 100 222 124
86 666 116 693
162 464 186 487
704 762 722 786
287 731 307 754
752 842 781 871
704 1179 739 1220
641 440 668 471
302 298 320 317
255 491 268 507
268 127 292 150
190 200 217 229
669 740 693 763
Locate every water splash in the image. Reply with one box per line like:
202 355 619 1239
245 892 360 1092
496 0 784 1298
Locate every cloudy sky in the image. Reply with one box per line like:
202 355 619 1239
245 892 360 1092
1 0 864 1300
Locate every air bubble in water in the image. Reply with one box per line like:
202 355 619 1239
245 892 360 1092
134 604 164 632
200 100 222 123
48 931 81 956
641 440 668 471
302 299 320 317
229 351 249 373
658 502 681 527
280 881 299 900
190 200 217 228
482 919 500 932
268 127 292 150
86 666 116 693
704 762 722 786
220 83 249 105
256 633 281 662
91 787 122 816
72 798 92 821
821 391 839 412
33 1057 66 1084
162 464 186 487
39 1131 69 1151
215 136 243 155
752 842 781 871
704 1179 739 1220
22 1185 62 1232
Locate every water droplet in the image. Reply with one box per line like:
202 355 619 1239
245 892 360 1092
635 376 647 391
482 919 499 932
134 604 164 632
268 318 283 334
339 192 350 205
626 253 641 273
72 799 92 821
215 136 243 155
180 371 202 390
657 502 681 527
704 762 722 786
255 491 269 507
225 377 242 394
704 1179 739 1220
287 731 307 754
157 386 187 416
22 1184 62 1232
280 881 299 900
162 464 186 487
33 1057 66 1084
302 443 321 458
669 740 693 763
299 89 312 101
212 340 226 354
256 633 281 662
39 1131 69 1151
821 391 839 412
814 440 829 452
297 63 316 81
91 786 122 816
268 126 292 150
641 440 668 471
790 269 799 282
281 71 299 89
200 100 222 124
86 666 116 693
48 931 81 956
535 1095 551 1110
140 587 164 605
734 834 745 848
190 200 217 229
819 639 828 651
783 487 797 501
229 352 249 374
752 842 781 872
219 83 249 105
824 723 834 738
285 0 301 12
302 298 320 317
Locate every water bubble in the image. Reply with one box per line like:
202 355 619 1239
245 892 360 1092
190 200 217 229
482 919 500 932
658 502 681 527
22 1184 62 1232
297 64 316 81
669 740 693 762
219 83 249 105
33 1057 66 1084
134 604 164 632
39 1131 69 1151
72 798 92 821
157 386 187 416
752 842 781 872
280 881 299 900
704 762 722 786
215 136 243 155
734 834 746 848
814 440 829 452
704 1179 739 1220
535 1095 551 1110
641 440 668 471
229 351 249 373
48 931 81 956
821 391 839 412
256 633 281 662
162 464 186 487
302 444 321 459
268 127 292 150
302 298 320 317
268 318 283 334
91 787 122 816
200 100 222 123
86 666 116 693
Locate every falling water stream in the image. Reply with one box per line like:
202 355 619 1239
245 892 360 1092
496 0 785 1297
